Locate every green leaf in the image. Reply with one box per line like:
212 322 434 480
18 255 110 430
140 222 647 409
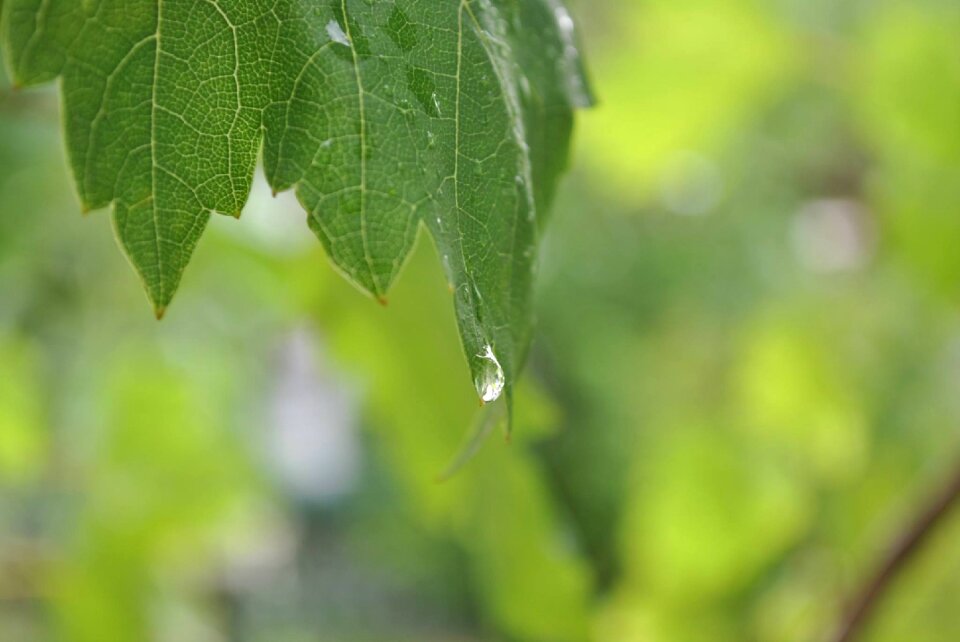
0 0 590 407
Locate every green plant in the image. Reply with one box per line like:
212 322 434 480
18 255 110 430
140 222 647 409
0 0 591 411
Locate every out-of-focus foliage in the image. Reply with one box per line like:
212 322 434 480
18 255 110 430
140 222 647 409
579 0 798 200
1 1 960 641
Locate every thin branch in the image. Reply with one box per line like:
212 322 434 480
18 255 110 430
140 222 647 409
830 459 960 642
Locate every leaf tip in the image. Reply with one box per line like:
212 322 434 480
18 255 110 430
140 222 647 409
377 296 389 307
153 305 167 321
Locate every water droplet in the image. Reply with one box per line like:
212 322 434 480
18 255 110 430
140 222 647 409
546 0 593 108
326 20 351 47
431 92 442 117
475 345 505 403
321 138 333 149
554 4 575 33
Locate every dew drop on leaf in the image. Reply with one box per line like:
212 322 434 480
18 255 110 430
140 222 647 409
546 0 593 108
326 20 350 47
476 345 505 403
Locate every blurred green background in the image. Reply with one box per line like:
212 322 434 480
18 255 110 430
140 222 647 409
1 0 960 640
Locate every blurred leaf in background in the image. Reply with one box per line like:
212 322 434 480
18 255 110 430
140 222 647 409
0 337 45 486
851 1 960 298
579 0 799 201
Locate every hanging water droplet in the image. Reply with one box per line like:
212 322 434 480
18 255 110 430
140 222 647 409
326 20 350 47
475 344 505 403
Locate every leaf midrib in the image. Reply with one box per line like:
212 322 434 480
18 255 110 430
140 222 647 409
341 0 381 297
150 0 164 306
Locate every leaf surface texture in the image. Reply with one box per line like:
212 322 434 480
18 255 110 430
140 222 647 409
1 0 590 403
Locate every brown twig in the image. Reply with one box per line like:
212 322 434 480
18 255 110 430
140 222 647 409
830 460 960 642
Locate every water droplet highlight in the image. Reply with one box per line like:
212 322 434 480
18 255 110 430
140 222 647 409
326 20 351 47
545 0 593 108
475 345 505 403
